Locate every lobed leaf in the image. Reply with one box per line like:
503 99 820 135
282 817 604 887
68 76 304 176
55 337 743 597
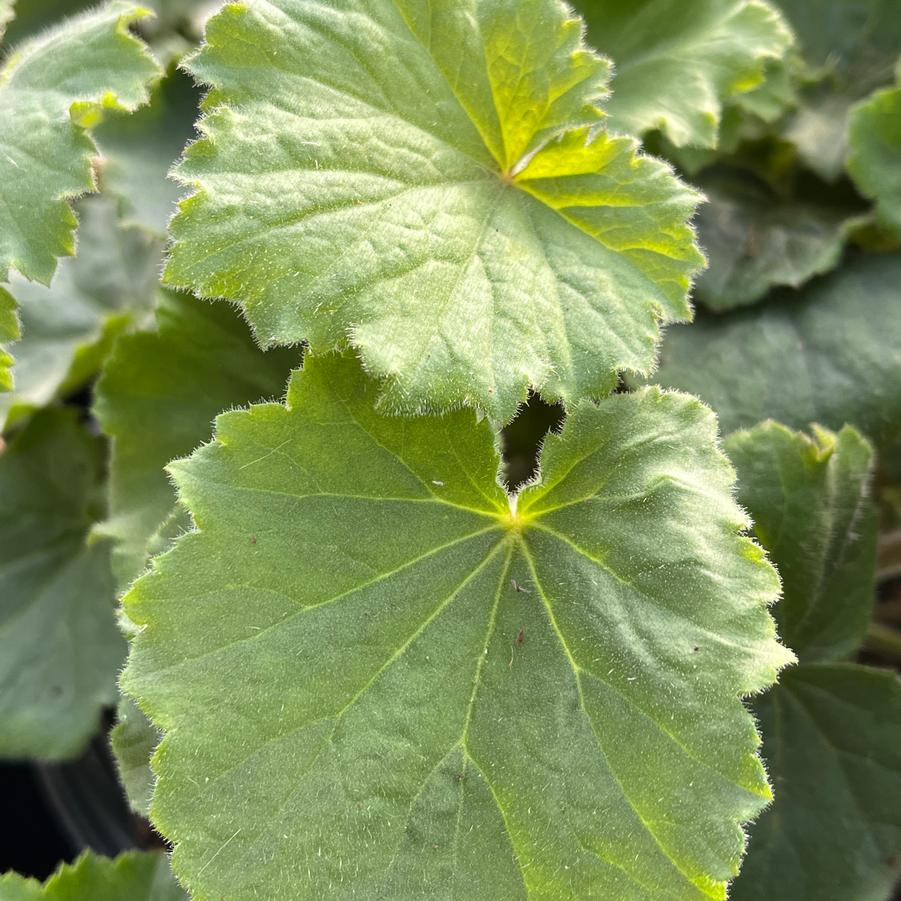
733 664 901 900
848 64 901 239
165 0 705 422
123 352 791 900
651 255 901 446
0 196 161 431
726 423 877 662
574 0 793 148
0 409 121 760
0 849 185 900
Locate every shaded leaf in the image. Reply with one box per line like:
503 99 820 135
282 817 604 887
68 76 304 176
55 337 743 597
0 849 184 900
94 291 297 589
726 423 877 661
95 68 201 236
123 352 790 900
651 254 901 446
111 694 160 817
694 169 850 310
848 65 901 239
575 0 792 148
165 0 704 422
0 409 121 760
0 196 161 431
733 664 901 901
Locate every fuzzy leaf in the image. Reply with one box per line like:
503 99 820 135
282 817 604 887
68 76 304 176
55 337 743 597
0 1 160 284
848 66 901 238
94 291 297 590
123 352 790 900
733 664 901 901
651 255 901 446
0 196 161 430
0 409 121 760
111 694 160 817
574 0 792 148
726 423 877 662
0 850 184 900
693 170 850 311
165 0 705 422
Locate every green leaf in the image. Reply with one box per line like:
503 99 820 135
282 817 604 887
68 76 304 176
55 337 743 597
693 169 850 311
0 850 185 900
574 0 792 148
733 664 901 901
95 68 201 236
651 254 901 446
94 291 297 589
0 1 161 284
123 352 790 900
0 0 12 43
775 0 901 180
0 409 122 760
0 196 161 430
111 693 160 817
848 65 901 239
0 288 19 391
165 0 705 422
726 423 877 662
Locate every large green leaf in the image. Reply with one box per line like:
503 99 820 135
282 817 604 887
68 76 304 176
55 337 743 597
0 850 185 900
0 1 161 390
123 352 791 899
0 409 121 760
693 169 850 311
0 196 161 431
95 68 201 236
94 291 297 590
0 1 160 284
733 664 901 901
165 0 705 422
848 65 901 239
651 255 901 445
775 0 901 180
726 423 877 662
573 0 792 148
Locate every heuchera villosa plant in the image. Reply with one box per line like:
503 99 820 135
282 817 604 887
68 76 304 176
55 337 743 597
0 1 900 899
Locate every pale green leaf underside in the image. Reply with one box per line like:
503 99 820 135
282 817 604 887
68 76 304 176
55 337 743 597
651 255 901 447
94 290 298 591
733 664 901 901
726 423 876 663
124 352 790 900
165 0 704 422
1 196 161 431
0 409 122 760
0 850 185 900
574 0 792 148
848 67 901 238
693 170 850 311
111 694 161 817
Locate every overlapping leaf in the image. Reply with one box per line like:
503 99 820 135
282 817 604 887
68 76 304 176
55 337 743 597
166 0 705 422
848 63 901 238
776 0 901 180
734 665 901 900
651 255 901 445
94 291 297 589
0 409 121 760
0 196 161 431
111 694 160 817
726 423 877 661
0 850 184 900
574 0 792 148
0 1 161 389
123 352 790 900
693 170 850 311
